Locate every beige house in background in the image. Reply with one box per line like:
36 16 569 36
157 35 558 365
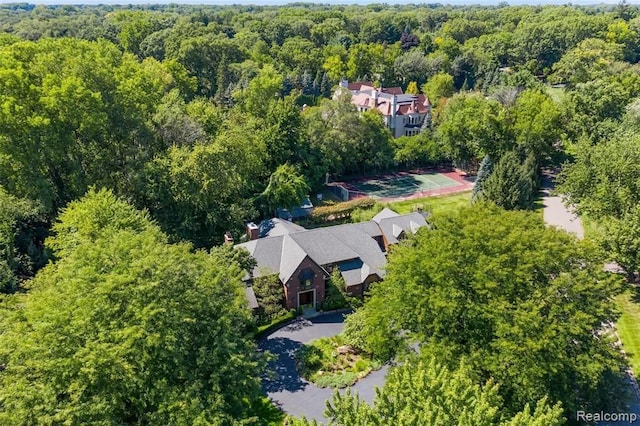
335 79 432 138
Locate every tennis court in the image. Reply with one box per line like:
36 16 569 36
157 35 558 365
342 170 469 201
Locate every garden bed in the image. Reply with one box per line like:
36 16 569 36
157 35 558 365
295 335 381 388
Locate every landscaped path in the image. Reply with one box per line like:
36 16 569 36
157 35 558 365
259 312 388 423
541 174 640 425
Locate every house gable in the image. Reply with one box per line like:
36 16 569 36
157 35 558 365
235 209 428 309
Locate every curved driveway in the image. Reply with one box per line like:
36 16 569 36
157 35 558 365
259 312 388 423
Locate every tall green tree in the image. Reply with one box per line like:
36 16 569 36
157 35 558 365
435 93 505 169
260 94 309 171
344 204 625 416
420 72 454 107
0 189 264 424
142 116 266 246
480 150 536 210
261 164 310 213
292 356 564 426
511 89 561 165
557 135 640 219
597 206 640 281
0 37 183 214
471 154 493 203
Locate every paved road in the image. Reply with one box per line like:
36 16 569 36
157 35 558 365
542 176 640 425
541 175 584 239
259 312 388 423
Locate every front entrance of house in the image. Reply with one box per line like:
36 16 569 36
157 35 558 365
298 289 315 310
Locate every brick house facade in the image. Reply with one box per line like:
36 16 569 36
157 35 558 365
283 256 326 310
236 209 428 311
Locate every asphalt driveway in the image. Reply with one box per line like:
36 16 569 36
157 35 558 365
258 312 388 423
541 175 584 239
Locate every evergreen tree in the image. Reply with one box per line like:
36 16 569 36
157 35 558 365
301 70 313 95
406 81 419 94
471 154 493 203
222 83 235 108
312 70 322 96
253 274 286 324
481 151 535 210
400 25 420 51
320 72 332 98
462 75 471 91
282 75 294 96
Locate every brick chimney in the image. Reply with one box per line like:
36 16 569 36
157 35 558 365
246 222 259 240
224 232 234 244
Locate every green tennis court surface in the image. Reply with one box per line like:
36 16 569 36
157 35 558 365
352 172 461 199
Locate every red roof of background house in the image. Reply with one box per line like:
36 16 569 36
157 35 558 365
382 87 403 95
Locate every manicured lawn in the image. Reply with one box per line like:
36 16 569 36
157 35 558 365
387 190 471 215
580 213 602 240
295 335 381 388
616 290 640 377
546 85 567 104
316 191 472 225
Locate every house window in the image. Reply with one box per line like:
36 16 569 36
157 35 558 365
299 268 314 290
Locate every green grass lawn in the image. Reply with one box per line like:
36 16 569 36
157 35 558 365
580 213 602 240
546 85 567 104
333 191 472 224
616 290 640 376
387 190 472 215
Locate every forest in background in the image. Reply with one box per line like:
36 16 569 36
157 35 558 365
1 2 640 424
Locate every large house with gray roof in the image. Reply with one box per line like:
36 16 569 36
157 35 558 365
235 208 428 310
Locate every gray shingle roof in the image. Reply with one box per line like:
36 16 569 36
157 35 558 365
236 236 283 278
378 212 428 245
258 218 305 238
325 224 387 279
245 286 259 309
289 229 359 266
235 210 427 291
344 220 383 238
372 207 400 223
279 235 309 283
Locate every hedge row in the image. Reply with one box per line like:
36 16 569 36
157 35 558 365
311 198 376 221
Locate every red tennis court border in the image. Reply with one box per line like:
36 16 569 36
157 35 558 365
331 167 475 202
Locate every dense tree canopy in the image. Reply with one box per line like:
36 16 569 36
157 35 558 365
1 3 640 421
558 135 640 220
0 187 44 293
344 205 625 418
0 189 264 424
